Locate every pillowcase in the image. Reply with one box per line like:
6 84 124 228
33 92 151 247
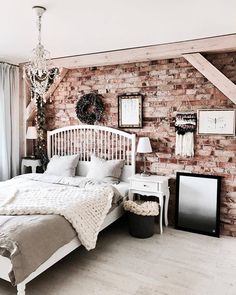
45 155 79 177
86 155 124 181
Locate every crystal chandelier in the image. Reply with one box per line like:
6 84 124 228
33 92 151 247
24 6 58 102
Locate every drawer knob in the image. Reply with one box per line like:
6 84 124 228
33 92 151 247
143 184 147 187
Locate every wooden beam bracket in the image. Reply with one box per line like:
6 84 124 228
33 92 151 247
183 53 236 105
26 68 68 121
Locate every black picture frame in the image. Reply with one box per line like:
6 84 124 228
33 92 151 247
175 172 221 238
118 93 143 128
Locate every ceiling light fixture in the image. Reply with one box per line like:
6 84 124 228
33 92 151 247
24 6 58 102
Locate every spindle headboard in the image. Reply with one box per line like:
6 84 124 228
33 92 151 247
47 125 136 182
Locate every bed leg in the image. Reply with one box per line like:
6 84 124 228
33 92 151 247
17 283 26 295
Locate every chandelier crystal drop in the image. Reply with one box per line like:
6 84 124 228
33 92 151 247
24 6 58 102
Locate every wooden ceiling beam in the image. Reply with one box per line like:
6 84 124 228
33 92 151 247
26 100 37 122
26 68 69 121
44 68 68 101
183 53 236 105
39 34 236 69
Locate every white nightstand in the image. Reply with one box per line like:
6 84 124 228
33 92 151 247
21 158 42 174
128 174 170 234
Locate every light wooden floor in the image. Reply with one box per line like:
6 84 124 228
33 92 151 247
1 219 236 295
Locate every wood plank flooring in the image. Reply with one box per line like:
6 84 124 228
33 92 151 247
1 218 236 295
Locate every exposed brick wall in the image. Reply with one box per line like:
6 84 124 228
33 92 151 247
46 53 236 236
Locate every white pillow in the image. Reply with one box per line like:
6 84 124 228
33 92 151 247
45 155 79 177
87 155 124 181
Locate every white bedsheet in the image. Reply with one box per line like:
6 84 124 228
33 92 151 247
40 175 130 199
67 176 129 199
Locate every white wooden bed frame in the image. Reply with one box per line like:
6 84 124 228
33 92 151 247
0 125 136 295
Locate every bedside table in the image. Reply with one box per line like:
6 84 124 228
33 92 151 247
128 174 170 234
21 158 42 174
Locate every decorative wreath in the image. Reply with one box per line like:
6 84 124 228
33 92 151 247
75 92 104 125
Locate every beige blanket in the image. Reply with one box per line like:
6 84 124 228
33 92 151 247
0 214 76 285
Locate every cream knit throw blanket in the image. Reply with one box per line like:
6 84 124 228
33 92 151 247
0 176 114 250
124 200 159 216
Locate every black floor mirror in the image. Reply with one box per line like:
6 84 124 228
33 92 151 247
175 172 221 237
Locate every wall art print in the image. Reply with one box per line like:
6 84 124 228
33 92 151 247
198 109 235 135
118 93 143 128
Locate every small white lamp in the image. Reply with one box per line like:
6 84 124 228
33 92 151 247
137 137 152 177
26 126 37 158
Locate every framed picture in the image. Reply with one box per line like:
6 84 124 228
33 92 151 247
198 109 236 135
175 172 221 237
118 94 143 128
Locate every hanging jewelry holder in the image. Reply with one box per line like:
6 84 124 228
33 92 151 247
174 99 197 157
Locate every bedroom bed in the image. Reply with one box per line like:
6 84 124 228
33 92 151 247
0 125 136 295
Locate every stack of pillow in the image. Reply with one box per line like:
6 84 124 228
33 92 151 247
45 154 125 182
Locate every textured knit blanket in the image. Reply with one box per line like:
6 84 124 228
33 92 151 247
124 200 159 216
0 174 115 250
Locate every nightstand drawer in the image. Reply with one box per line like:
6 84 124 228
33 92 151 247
131 181 157 192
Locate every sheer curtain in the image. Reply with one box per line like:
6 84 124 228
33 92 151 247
0 63 19 181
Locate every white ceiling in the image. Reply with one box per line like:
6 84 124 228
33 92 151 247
1 0 236 64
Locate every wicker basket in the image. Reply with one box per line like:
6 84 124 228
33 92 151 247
124 200 159 238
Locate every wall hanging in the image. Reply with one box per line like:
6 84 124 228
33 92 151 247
175 112 197 157
118 93 143 128
175 172 221 237
76 92 104 125
198 109 236 135
174 99 197 157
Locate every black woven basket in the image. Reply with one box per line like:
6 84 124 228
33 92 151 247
128 212 155 238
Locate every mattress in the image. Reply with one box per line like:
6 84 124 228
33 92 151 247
0 179 127 285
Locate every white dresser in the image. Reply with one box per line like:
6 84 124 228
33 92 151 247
128 174 170 234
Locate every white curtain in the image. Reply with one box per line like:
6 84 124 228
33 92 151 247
0 63 20 181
